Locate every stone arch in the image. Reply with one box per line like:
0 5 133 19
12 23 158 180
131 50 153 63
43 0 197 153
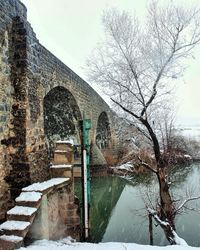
43 86 82 158
96 112 111 149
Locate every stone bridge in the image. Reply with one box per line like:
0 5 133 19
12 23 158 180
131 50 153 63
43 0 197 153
0 0 121 220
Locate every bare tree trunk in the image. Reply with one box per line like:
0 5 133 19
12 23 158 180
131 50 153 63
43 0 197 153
141 118 176 243
157 168 175 226
156 167 176 244
140 118 161 163
148 213 154 245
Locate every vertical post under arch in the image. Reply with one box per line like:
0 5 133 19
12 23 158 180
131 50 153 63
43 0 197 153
81 114 91 241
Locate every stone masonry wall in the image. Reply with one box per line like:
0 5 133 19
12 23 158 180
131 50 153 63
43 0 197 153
0 0 120 220
28 181 80 241
0 0 28 220
24 11 119 180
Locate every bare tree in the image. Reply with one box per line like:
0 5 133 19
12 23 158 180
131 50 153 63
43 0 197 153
87 1 200 245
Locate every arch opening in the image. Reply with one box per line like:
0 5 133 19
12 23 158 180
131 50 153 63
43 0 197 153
43 86 82 158
96 112 111 149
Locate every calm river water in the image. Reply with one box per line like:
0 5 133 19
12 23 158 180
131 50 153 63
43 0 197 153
75 162 200 247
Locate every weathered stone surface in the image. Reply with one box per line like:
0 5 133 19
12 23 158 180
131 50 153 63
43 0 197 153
0 0 121 221
0 238 23 250
27 182 80 241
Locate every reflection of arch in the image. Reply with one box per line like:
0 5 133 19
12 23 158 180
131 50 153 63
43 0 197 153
96 112 111 149
43 86 82 156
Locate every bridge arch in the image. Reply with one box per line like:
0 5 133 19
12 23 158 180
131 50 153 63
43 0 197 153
43 86 82 156
96 112 111 149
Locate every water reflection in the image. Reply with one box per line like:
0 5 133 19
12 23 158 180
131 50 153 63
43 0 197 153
90 177 126 242
74 176 126 242
168 164 193 188
75 163 200 246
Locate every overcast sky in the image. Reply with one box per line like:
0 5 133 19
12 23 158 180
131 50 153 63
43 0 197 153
20 0 200 126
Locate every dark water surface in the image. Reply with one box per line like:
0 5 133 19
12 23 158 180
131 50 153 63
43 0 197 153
75 163 200 246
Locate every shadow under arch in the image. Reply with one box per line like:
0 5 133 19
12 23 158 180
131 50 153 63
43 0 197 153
96 111 111 149
43 86 82 159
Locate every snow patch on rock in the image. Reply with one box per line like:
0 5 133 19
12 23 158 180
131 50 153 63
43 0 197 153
0 234 23 242
50 164 72 169
0 220 30 230
22 178 69 192
7 206 37 216
16 192 42 202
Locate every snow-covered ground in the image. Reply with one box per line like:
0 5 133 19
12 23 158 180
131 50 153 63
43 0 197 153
19 239 199 250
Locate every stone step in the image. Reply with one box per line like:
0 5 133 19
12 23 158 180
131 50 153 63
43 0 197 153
50 164 73 178
54 150 68 153
15 191 42 208
0 235 23 250
21 178 69 194
0 220 30 238
55 141 73 151
50 164 73 169
7 206 37 223
53 141 74 165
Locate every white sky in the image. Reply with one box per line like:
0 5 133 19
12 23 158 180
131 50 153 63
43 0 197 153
20 0 200 126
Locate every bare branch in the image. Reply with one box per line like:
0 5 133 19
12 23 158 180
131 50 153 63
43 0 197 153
129 123 152 141
138 156 157 174
175 196 200 213
111 97 140 119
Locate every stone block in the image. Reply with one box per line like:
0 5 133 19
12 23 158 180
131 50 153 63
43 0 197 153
65 217 80 226
50 167 73 179
65 225 80 241
0 115 7 122
73 166 82 178
2 227 29 238
66 209 75 217
0 238 23 250
7 213 36 224
53 152 73 165
16 200 41 209
67 203 78 210
0 104 6 111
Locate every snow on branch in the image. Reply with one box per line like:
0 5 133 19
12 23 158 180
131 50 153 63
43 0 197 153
147 208 188 246
147 208 168 227
175 196 200 214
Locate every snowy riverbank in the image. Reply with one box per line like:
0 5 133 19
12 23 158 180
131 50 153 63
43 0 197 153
19 239 199 250
176 125 200 139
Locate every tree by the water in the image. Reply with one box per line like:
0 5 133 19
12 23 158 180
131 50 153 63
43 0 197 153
87 1 200 245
